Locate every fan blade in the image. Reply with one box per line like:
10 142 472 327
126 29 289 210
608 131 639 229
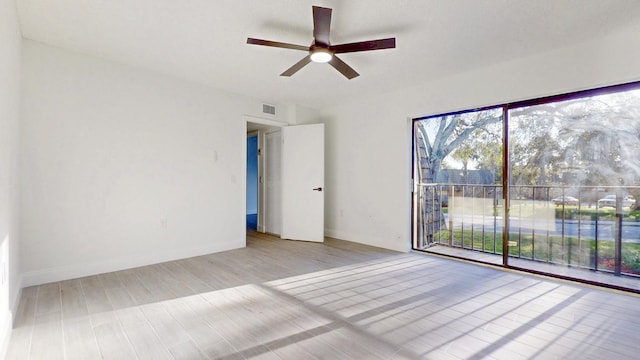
331 38 396 54
328 55 359 79
280 55 312 77
247 38 308 51
313 6 332 47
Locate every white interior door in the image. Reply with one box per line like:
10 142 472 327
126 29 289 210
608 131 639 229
281 124 324 242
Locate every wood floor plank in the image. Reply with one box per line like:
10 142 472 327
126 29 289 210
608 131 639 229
79 275 103 289
168 340 208 360
35 286 61 316
161 261 213 294
116 269 157 305
63 317 102 360
29 312 64 360
115 306 148 328
104 286 136 310
83 286 114 314
7 233 640 360
141 303 192 348
61 286 89 318
93 321 138 360
136 264 191 300
4 325 33 360
98 272 124 289
122 322 173 360
60 278 83 291
13 291 37 327
161 296 224 349
200 336 241 359
267 339 320 360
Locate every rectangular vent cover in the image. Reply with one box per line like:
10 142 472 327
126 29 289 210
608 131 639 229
262 104 276 115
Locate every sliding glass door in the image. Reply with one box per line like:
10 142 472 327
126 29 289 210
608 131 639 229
412 82 640 291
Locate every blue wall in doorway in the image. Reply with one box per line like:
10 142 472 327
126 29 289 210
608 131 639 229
246 135 258 214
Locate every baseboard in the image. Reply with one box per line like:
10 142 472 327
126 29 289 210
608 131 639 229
325 228 409 253
21 239 244 287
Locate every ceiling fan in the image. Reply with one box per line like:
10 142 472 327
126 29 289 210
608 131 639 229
247 6 396 79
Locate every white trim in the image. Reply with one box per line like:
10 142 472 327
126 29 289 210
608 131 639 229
407 116 416 252
21 240 244 287
243 115 289 128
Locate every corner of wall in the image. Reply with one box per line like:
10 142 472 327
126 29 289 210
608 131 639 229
325 228 410 253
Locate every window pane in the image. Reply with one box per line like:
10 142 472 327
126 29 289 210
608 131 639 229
413 84 640 290
413 108 504 263
508 89 640 278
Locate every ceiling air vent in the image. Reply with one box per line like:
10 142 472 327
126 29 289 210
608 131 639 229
262 104 276 116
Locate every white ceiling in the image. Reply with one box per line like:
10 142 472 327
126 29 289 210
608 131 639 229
16 0 640 108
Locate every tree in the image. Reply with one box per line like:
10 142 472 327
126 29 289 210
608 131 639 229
414 109 502 246
509 90 640 205
450 143 477 180
415 109 503 185
474 131 503 182
508 106 563 188
556 92 640 208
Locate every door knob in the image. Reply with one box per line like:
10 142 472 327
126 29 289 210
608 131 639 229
313 187 323 192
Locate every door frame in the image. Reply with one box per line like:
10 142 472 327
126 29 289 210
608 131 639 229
245 116 288 234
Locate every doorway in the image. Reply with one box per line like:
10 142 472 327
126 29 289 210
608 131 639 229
245 119 324 240
246 132 259 230
246 119 285 235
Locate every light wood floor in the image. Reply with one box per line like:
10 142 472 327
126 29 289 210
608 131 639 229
6 232 640 359
425 245 640 292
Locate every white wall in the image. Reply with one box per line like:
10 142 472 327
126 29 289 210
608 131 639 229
321 22 640 252
19 40 285 286
288 104 323 126
0 0 22 353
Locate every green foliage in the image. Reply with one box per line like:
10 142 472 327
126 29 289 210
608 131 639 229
622 249 640 274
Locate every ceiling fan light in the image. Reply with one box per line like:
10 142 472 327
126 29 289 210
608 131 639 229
310 49 332 63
